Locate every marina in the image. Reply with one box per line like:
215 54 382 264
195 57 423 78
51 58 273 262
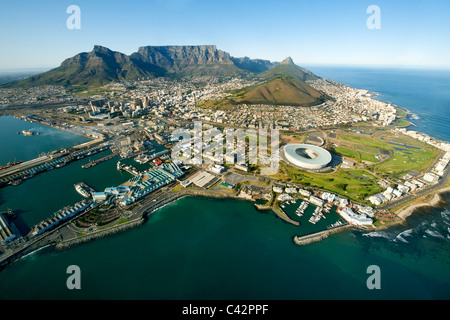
0 62 450 300
308 206 323 224
295 200 308 217
277 195 346 236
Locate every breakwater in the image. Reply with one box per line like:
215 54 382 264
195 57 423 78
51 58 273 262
0 236 57 271
293 224 353 246
55 218 145 250
55 193 187 250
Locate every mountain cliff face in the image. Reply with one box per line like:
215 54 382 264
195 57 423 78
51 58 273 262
15 45 165 87
132 45 234 70
230 56 278 73
7 46 319 89
11 45 253 87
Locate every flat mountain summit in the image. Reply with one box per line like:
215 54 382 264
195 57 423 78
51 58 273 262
8 45 279 87
6 46 327 107
5 45 317 93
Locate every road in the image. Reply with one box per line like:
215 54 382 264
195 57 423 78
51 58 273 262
378 166 450 211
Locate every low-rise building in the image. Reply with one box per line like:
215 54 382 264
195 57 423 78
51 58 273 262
309 196 324 207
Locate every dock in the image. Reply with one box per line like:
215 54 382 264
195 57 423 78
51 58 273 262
0 143 109 187
293 224 353 246
117 161 140 176
82 152 117 169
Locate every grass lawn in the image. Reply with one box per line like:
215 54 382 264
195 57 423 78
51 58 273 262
395 119 411 127
395 107 408 118
281 162 382 203
338 133 440 179
333 146 379 163
275 129 440 204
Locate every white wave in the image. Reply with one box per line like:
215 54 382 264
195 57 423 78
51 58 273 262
393 229 413 243
408 113 420 120
441 210 450 220
394 235 409 244
398 229 414 237
362 231 391 239
19 244 52 260
424 229 445 239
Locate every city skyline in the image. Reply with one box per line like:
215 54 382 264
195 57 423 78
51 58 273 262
1 0 450 70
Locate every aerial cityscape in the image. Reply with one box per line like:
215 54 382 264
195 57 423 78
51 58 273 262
0 0 450 306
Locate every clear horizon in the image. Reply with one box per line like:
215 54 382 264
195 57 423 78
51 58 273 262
1 0 449 70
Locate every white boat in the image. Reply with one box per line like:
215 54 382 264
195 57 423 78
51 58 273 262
22 130 39 136
56 162 67 168
309 215 319 224
296 201 309 217
134 154 150 164
74 183 91 198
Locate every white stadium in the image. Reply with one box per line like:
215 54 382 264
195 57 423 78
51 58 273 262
283 144 332 170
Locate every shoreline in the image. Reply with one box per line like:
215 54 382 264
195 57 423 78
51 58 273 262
394 185 450 220
2 183 450 271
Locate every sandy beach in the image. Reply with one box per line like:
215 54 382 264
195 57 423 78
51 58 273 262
396 185 450 220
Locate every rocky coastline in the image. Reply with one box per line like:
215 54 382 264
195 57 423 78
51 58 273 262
55 217 145 250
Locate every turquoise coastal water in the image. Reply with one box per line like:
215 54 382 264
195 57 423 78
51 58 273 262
1 67 450 299
305 66 450 142
0 116 90 165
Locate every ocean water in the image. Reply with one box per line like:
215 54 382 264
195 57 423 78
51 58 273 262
1 67 450 300
0 116 90 165
305 66 450 142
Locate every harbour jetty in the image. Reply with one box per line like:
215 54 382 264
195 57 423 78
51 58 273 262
82 152 117 169
0 143 109 188
293 224 353 246
55 217 145 250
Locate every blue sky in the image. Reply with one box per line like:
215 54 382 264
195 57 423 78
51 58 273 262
1 0 449 70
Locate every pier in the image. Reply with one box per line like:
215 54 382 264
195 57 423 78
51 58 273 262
0 142 109 187
293 224 353 246
117 161 140 176
82 152 117 169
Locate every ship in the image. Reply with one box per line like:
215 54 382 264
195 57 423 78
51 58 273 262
22 130 39 136
309 206 323 224
327 221 343 229
74 182 95 198
296 201 309 217
55 161 67 168
134 154 150 164
9 179 23 186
